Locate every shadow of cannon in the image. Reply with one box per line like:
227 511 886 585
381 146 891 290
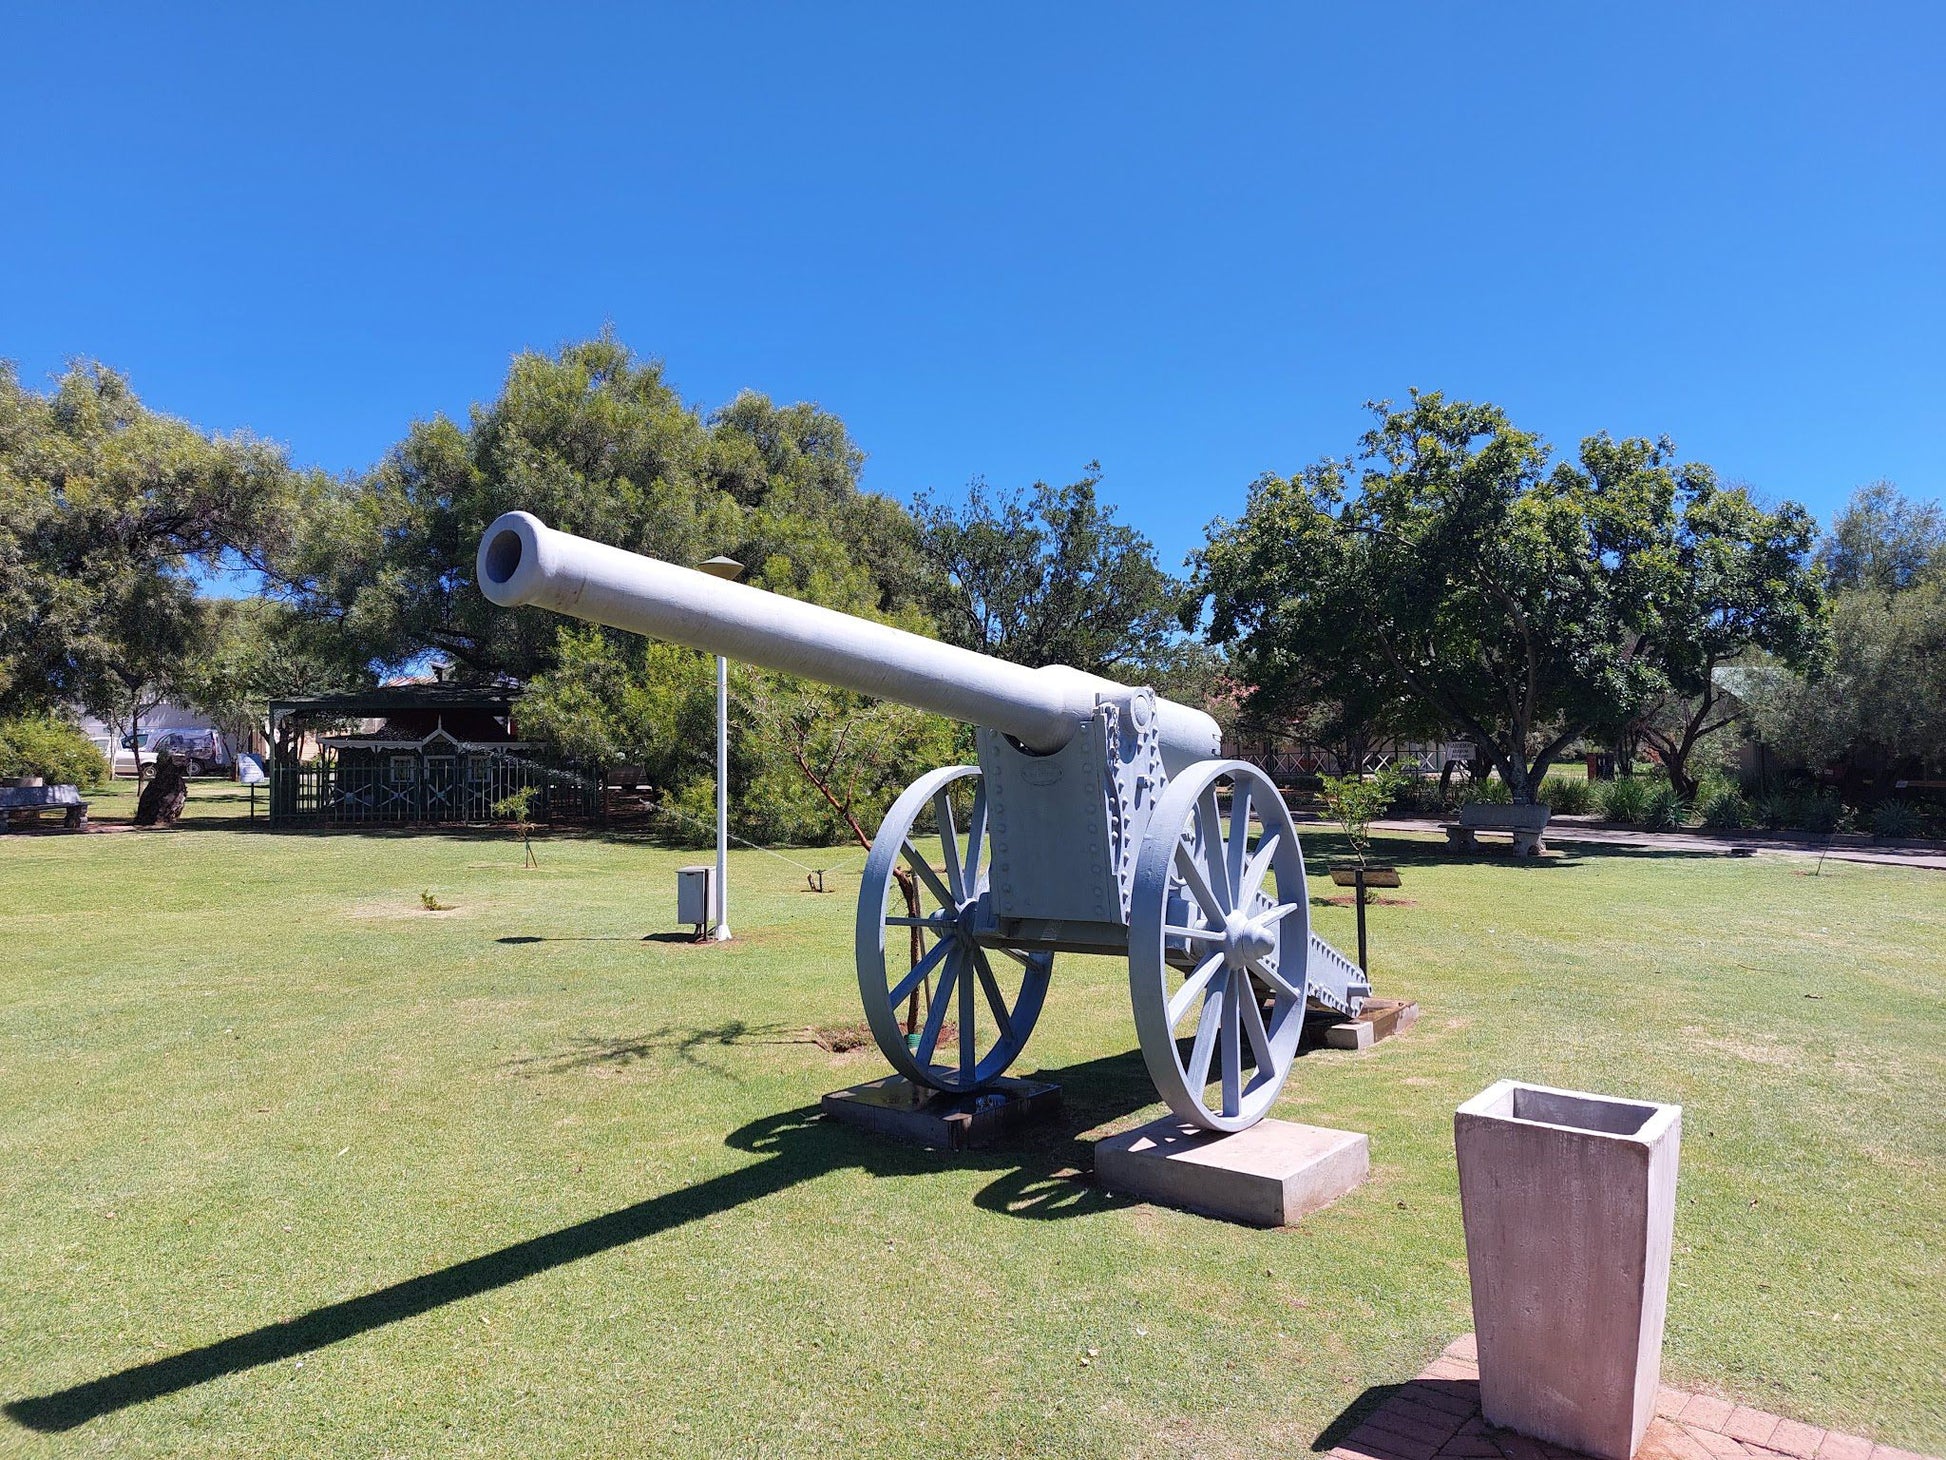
6 1047 1168 1433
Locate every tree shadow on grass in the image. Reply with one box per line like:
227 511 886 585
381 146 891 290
501 1023 813 1079
5 1047 1165 1433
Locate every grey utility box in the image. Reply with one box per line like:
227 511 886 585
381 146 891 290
1455 1080 1682 1460
676 865 716 934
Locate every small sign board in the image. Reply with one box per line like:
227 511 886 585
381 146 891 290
1329 865 1401 888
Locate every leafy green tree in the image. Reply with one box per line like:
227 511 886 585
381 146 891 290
1818 481 1945 593
0 362 296 760
518 627 718 790
275 336 922 681
1193 393 1695 803
1749 581 1946 784
737 674 963 847
1750 485 1945 786
176 596 375 761
1621 480 1828 801
912 465 1183 677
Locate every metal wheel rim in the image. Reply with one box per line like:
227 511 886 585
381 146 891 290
856 765 1053 1092
1129 759 1309 1132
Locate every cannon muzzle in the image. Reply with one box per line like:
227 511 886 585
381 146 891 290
477 511 1220 764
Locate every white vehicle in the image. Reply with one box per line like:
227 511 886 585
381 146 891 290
114 728 233 779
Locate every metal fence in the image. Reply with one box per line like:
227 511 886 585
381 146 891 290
268 753 601 826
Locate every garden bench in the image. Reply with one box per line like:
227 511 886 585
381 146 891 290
0 784 90 831
1443 801 1548 857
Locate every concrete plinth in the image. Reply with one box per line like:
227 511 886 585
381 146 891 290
1455 1080 1682 1460
820 1074 1062 1151
1094 1117 1369 1227
1311 998 1421 1051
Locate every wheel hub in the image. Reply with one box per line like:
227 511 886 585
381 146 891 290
1221 908 1276 969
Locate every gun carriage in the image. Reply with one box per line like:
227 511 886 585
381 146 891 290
478 512 1370 1132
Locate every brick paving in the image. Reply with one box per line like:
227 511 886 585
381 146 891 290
1325 1337 1938 1460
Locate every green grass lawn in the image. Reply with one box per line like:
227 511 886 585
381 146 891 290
2 797 1942 1458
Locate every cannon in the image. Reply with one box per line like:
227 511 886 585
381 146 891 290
477 511 1370 1131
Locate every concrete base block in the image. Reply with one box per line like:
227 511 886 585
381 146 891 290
1094 1117 1369 1227
1319 998 1421 1051
820 1073 1062 1151
1325 1020 1375 1050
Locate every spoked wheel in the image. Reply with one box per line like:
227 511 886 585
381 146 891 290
1129 760 1311 1132
856 765 1053 1092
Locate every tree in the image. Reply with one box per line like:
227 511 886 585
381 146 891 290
176 596 375 761
1749 485 1946 789
0 362 296 762
1819 481 1945 593
912 465 1183 677
1193 393 1694 804
739 674 963 848
274 336 923 682
1748 581 1946 787
518 627 718 793
1621 478 1828 801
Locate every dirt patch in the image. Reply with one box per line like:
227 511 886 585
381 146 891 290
345 898 476 921
808 1022 960 1053
1315 895 1417 907
810 1022 874 1053
1686 1029 1800 1067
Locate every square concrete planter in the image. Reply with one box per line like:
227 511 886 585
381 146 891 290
1455 1080 1682 1460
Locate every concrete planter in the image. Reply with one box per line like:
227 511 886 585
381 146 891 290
1455 1080 1681 1460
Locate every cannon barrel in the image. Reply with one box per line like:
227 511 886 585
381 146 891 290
477 511 1221 764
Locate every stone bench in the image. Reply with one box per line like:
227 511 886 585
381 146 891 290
1443 801 1548 857
0 784 90 831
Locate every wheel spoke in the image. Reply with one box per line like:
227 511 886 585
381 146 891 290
963 784 988 896
1226 779 1253 905
1186 967 1227 1091
958 939 976 1079
885 914 949 928
1173 841 1227 924
1196 787 1234 909
1220 970 1243 1117
1163 923 1224 944
934 791 966 903
915 949 961 1066
901 841 958 909
889 936 953 1008
1167 952 1225 1027
1237 832 1281 909
1261 900 1304 923
1247 954 1302 1004
972 947 1014 1043
1239 976 1276 1081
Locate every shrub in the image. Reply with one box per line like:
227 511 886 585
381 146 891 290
1320 767 1408 865
1462 777 1512 806
1869 799 1925 838
1598 776 1648 824
1698 784 1750 830
1539 776 1592 815
0 714 109 786
1787 790 1843 833
1641 782 1687 830
1386 777 1467 815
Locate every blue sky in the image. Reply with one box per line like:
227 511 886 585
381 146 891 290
3 4 1940 574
